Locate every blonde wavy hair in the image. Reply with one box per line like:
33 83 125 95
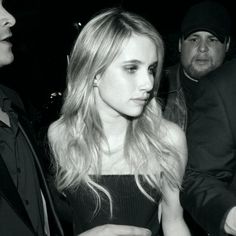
48 7 184 216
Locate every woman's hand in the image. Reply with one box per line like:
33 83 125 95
78 224 151 236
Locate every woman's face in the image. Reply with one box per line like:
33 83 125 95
94 34 158 119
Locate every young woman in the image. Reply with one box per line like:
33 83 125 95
48 8 190 236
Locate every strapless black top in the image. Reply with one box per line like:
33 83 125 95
66 175 162 235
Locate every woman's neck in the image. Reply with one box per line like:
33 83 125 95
100 111 128 149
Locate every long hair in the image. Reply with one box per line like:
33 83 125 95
48 7 183 216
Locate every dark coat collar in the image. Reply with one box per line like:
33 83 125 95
0 85 64 236
13 105 64 236
0 154 36 234
0 86 36 234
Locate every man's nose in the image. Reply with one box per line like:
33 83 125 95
198 40 209 53
0 8 16 28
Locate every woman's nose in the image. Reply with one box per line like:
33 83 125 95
139 72 154 92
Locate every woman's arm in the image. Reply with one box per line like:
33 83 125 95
161 121 191 236
161 183 190 236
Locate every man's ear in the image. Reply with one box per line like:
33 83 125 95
226 37 231 52
178 38 182 53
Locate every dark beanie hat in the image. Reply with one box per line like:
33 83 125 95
181 1 231 43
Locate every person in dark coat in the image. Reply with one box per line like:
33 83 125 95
180 57 236 235
0 1 64 235
159 2 232 235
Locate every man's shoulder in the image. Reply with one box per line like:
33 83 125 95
198 59 236 99
0 84 17 96
165 63 180 75
159 63 181 94
0 84 25 110
207 58 236 84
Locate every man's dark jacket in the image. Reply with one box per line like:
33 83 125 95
180 58 236 236
0 85 64 236
159 64 188 131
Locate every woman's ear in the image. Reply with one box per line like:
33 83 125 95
93 78 98 87
94 74 101 87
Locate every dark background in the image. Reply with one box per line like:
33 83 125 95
2 0 236 114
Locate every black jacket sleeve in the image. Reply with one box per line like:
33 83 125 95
180 59 236 236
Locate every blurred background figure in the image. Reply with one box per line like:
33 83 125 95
158 1 232 235
181 52 236 236
0 0 64 235
159 0 231 131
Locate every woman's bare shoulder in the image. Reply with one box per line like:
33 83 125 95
160 118 187 163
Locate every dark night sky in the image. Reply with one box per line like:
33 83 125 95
2 0 236 109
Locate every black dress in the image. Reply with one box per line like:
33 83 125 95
66 175 162 236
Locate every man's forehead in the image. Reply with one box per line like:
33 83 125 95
186 31 219 38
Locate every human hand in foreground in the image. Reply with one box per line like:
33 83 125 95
78 224 151 236
225 206 236 235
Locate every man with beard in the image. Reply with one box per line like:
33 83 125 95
159 1 231 131
158 1 231 235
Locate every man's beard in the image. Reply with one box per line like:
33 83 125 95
186 63 214 80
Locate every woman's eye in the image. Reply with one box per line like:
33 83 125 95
125 66 137 73
149 64 157 76
149 68 155 75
